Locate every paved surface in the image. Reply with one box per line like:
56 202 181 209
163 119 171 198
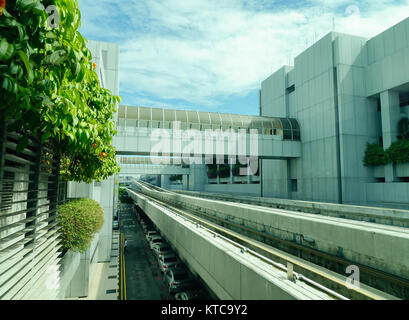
120 203 173 300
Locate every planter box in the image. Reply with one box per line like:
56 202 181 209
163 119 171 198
220 177 231 184
208 178 217 184
251 175 260 183
58 250 81 299
374 165 385 178
396 163 409 178
233 175 247 184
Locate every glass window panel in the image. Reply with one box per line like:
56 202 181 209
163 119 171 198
262 120 273 129
126 107 138 119
175 110 187 122
289 119 300 131
272 119 283 130
241 117 253 128
280 118 292 130
164 109 176 122
220 114 233 126
139 120 149 128
151 120 161 129
139 107 151 121
209 113 221 125
283 130 292 140
199 112 211 124
230 114 243 127
186 111 199 124
151 108 164 121
163 121 171 129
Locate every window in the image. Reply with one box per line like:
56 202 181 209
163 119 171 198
291 179 298 192
286 85 295 94
399 92 409 107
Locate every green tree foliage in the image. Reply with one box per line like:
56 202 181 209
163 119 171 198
363 143 387 166
119 187 133 203
57 198 104 252
0 0 121 183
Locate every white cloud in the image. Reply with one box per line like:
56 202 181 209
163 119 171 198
79 0 409 109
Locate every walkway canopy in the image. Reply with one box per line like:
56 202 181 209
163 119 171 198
117 105 300 141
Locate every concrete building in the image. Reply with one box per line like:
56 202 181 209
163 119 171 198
260 17 409 209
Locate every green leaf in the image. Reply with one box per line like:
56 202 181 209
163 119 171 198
0 38 15 61
16 0 39 11
16 135 29 153
16 50 34 83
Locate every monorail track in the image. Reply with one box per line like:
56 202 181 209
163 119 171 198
129 182 407 300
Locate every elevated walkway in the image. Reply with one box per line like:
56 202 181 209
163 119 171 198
114 106 301 159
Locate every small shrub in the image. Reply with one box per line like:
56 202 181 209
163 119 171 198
398 118 409 140
218 164 231 178
206 164 218 179
169 175 182 182
385 139 409 164
232 163 247 176
363 143 387 166
57 198 104 253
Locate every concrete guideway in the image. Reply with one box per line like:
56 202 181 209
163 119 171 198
135 184 409 283
176 190 409 228
130 181 409 299
131 190 339 300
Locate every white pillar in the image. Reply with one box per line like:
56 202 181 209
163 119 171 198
380 90 400 182
161 175 171 189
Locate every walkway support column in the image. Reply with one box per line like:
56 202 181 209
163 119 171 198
380 90 400 182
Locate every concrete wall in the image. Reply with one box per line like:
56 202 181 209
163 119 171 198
260 18 409 208
64 234 100 298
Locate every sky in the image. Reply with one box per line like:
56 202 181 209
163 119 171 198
77 0 409 116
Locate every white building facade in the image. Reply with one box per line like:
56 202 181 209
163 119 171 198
260 17 409 209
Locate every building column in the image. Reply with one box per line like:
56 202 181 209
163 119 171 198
161 175 170 189
380 90 400 182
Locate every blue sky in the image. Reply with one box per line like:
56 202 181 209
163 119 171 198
77 0 409 116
